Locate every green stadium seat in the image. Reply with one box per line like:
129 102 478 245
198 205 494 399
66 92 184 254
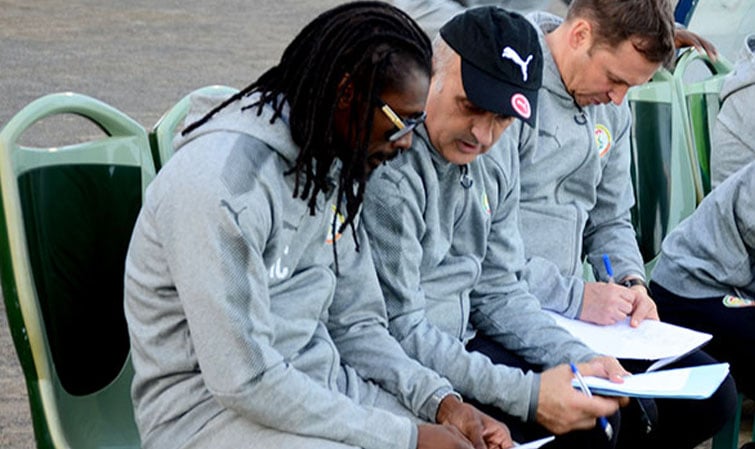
0 92 155 448
627 68 698 277
673 48 733 197
712 393 748 449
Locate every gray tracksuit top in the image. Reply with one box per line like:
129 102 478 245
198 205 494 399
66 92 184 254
711 36 755 188
651 160 755 299
361 125 597 422
124 94 453 449
497 12 646 318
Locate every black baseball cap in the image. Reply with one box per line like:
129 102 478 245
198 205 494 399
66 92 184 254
440 7 542 126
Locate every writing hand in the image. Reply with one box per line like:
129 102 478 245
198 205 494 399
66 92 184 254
624 281 659 327
581 281 659 326
581 281 635 325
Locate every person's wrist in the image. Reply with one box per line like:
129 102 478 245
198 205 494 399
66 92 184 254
620 277 647 289
621 277 651 297
435 391 463 423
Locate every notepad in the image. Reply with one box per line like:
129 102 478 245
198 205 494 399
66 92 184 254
573 363 730 399
546 312 712 371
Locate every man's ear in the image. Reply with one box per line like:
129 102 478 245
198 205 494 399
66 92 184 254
337 74 354 110
569 19 593 50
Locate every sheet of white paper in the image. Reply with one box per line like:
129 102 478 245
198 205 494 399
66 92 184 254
546 311 711 362
575 363 729 399
515 436 555 448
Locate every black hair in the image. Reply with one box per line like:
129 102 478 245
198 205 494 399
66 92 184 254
183 1 431 269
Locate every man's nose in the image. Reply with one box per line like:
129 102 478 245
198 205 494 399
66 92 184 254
609 85 630 105
471 115 496 148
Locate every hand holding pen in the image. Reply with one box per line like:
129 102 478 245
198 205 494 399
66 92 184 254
602 253 659 326
536 361 626 436
570 362 614 440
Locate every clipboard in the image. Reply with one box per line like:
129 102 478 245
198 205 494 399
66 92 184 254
573 363 730 399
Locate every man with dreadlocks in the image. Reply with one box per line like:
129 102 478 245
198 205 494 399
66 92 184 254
123 3 511 449
361 7 628 448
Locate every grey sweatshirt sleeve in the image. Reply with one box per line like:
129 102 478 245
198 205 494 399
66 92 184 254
520 256 587 318
326 221 457 422
138 159 417 449
582 106 646 283
390 0 464 38
471 155 597 370
652 161 755 298
362 163 579 422
711 83 755 188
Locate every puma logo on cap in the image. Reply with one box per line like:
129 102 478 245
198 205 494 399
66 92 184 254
501 46 533 82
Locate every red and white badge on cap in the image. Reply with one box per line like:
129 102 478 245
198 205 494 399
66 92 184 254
511 93 531 119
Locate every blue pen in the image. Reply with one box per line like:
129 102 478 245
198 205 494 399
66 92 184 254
602 254 615 284
569 363 614 441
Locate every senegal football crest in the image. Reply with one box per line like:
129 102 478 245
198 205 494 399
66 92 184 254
594 124 612 157
481 191 491 216
722 295 755 308
326 204 345 244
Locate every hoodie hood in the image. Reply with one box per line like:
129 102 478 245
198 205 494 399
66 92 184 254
175 92 300 165
720 33 755 100
526 12 573 103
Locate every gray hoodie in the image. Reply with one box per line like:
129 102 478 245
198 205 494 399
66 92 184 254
651 160 755 299
124 94 453 449
362 125 597 422
711 34 755 188
389 0 550 39
496 12 646 318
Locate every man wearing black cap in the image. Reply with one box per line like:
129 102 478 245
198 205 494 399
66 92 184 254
361 7 628 448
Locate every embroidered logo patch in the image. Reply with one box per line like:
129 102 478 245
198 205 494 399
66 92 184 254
511 93 531 120
481 192 491 216
722 295 755 308
594 124 612 157
326 204 345 244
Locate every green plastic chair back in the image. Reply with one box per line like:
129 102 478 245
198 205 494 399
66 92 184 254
712 393 748 449
150 85 238 171
673 52 747 449
0 92 155 448
627 68 698 277
673 48 733 197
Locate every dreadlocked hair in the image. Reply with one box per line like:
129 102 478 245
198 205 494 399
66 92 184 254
183 1 431 271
